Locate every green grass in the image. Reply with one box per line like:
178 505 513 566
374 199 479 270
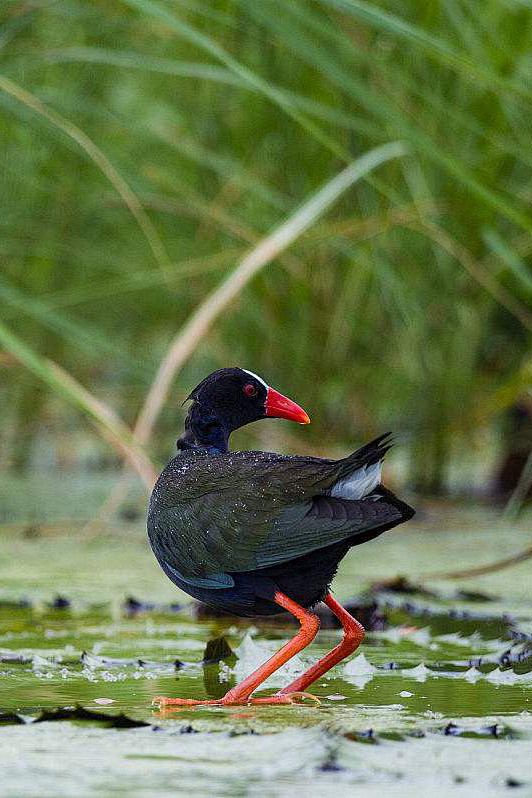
0 0 531 493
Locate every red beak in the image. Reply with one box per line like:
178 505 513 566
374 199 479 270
265 387 310 425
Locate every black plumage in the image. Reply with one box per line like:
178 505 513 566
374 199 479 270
148 368 414 617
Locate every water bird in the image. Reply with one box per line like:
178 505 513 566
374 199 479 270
148 367 414 707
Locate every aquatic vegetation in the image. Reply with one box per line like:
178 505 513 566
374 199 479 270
1 0 532 496
0 507 531 794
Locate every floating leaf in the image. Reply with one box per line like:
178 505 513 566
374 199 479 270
0 711 25 726
443 722 515 739
343 652 377 676
32 705 150 728
81 651 183 671
402 663 432 682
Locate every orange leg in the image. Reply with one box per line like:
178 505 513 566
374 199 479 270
152 591 321 709
276 594 365 695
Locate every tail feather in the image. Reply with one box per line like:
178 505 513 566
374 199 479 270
328 433 394 501
335 432 393 481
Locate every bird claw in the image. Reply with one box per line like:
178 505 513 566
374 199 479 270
288 691 321 706
251 691 321 706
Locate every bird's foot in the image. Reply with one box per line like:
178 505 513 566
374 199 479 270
152 696 219 708
242 691 320 706
152 691 320 709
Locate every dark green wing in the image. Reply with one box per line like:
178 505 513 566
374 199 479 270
148 448 338 580
148 436 406 583
254 491 408 568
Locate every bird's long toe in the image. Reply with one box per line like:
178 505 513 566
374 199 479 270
242 691 321 706
152 695 219 708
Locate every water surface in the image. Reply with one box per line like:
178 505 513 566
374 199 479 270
1 479 531 795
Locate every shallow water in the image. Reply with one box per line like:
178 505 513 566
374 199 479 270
1 479 532 796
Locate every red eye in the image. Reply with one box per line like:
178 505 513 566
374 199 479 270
244 383 257 397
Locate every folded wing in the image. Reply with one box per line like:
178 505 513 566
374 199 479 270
148 435 413 584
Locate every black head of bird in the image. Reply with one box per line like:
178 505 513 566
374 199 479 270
148 367 415 709
178 367 309 452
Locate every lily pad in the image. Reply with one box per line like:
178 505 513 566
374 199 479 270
32 705 151 728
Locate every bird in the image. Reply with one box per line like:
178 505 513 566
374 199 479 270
148 367 414 707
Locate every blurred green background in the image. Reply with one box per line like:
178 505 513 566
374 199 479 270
1 0 532 511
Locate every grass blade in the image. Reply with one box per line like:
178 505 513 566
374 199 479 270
133 141 407 443
0 73 171 272
0 320 157 489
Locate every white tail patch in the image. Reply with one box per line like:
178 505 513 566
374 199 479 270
330 461 382 500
